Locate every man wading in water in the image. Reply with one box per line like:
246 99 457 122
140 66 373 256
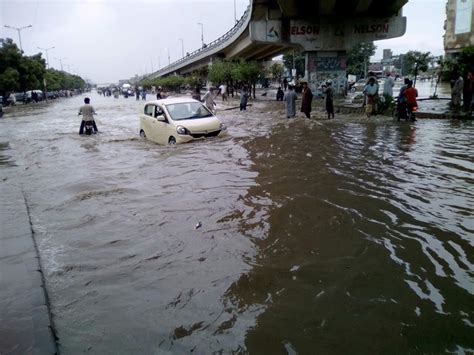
300 82 313 118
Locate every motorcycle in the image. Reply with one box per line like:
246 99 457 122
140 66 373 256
84 120 95 135
393 100 417 122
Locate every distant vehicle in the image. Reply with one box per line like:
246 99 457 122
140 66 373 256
139 98 227 145
26 90 44 102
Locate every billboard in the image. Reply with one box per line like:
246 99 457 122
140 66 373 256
455 0 473 34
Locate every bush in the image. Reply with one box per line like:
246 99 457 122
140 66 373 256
377 93 396 115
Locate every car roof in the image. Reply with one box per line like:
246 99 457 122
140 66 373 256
147 97 200 106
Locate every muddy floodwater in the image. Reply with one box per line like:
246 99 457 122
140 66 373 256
0 92 473 354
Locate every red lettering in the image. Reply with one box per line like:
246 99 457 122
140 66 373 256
291 26 297 35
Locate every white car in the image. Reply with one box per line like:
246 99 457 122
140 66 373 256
139 97 227 145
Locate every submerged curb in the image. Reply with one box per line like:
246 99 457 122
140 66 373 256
0 182 58 355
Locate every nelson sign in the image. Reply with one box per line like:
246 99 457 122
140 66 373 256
250 16 406 51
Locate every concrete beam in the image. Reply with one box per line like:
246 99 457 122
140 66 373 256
319 0 337 15
276 0 298 17
355 0 374 13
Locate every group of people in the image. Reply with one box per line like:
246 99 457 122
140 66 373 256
281 81 334 120
201 85 251 114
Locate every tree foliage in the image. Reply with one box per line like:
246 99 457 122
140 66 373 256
437 46 474 82
141 75 185 91
0 37 85 94
282 51 305 78
270 62 284 81
346 42 376 79
208 59 263 97
403 51 432 76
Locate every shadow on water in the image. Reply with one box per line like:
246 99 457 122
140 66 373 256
220 119 474 354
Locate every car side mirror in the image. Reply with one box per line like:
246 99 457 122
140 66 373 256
156 115 166 121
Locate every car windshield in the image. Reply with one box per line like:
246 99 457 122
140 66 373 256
165 102 213 120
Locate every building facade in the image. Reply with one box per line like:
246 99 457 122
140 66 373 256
444 0 474 56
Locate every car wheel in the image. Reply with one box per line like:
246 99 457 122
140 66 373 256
168 136 176 145
140 130 146 138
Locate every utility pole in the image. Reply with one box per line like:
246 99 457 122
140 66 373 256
4 24 32 51
55 57 66 71
37 46 55 69
234 0 237 24
165 48 170 65
179 38 184 58
197 23 204 47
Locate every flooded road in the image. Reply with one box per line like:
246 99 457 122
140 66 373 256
0 93 473 354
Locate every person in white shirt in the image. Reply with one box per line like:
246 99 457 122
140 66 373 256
218 84 228 102
383 73 395 97
78 97 98 134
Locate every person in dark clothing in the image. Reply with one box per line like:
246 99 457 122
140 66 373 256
276 87 284 101
325 81 335 119
240 87 250 111
300 82 313 118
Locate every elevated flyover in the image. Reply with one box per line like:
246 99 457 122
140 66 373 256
148 0 409 94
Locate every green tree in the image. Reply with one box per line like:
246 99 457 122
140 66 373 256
0 67 20 93
402 51 432 86
346 42 376 79
208 60 235 85
282 51 305 78
270 62 284 83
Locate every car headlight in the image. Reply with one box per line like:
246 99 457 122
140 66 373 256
176 125 189 135
219 123 227 130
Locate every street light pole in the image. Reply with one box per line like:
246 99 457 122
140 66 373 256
234 0 237 24
37 46 55 69
4 24 32 51
179 38 184 58
197 23 204 47
55 57 67 71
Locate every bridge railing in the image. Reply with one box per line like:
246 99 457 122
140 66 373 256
150 4 251 78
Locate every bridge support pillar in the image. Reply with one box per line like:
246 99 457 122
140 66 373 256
304 51 347 97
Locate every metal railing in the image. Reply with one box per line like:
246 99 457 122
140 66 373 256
149 4 252 78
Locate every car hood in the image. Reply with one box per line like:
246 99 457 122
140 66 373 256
176 117 221 133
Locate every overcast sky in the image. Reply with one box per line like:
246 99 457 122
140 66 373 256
0 0 446 83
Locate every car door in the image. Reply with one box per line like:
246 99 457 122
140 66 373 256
141 104 156 141
152 105 171 145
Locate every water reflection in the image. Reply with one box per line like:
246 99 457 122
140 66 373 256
222 119 473 353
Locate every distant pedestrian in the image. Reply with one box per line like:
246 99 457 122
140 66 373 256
219 83 228 102
202 88 216 114
283 85 297 118
276 87 284 101
135 89 140 101
239 87 250 111
452 73 464 113
283 78 288 91
9 93 16 106
192 87 201 101
300 82 313 118
363 77 378 118
325 81 334 119
383 73 395 97
156 88 163 100
466 70 473 112
141 90 147 101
